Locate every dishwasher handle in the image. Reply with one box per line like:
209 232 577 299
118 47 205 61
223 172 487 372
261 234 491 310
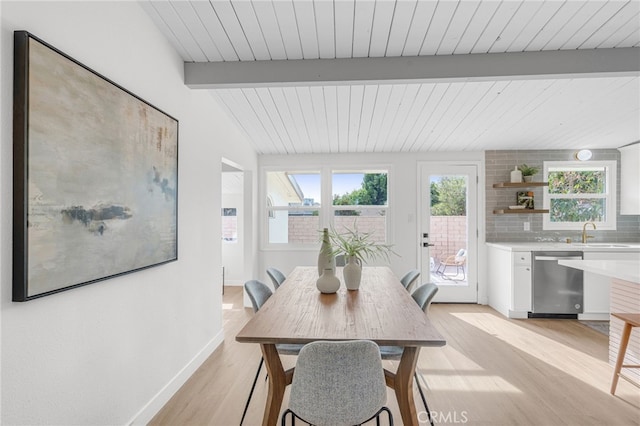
534 256 583 261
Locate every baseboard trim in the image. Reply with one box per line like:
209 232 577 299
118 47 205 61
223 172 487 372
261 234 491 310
508 310 529 319
128 330 224 425
578 313 609 321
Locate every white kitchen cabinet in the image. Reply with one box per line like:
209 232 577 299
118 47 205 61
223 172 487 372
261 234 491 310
487 244 531 318
619 143 640 215
513 253 532 313
487 244 512 318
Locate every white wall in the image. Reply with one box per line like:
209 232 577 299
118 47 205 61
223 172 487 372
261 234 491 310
0 2 257 424
258 152 487 302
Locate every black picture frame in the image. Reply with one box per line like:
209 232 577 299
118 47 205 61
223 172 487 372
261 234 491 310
13 31 179 301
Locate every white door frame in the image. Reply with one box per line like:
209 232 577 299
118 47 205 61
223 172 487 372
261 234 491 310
418 161 480 303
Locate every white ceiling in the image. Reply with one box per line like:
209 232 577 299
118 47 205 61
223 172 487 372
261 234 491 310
142 0 640 154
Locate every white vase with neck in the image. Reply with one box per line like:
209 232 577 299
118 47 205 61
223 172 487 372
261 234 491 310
316 268 340 294
510 166 522 183
343 255 362 290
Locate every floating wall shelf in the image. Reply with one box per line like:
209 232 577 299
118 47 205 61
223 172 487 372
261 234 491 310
493 209 549 215
492 182 548 188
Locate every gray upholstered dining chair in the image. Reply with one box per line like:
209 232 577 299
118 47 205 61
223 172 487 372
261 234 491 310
266 267 286 290
241 280 302 426
399 269 421 292
379 283 438 426
281 340 393 426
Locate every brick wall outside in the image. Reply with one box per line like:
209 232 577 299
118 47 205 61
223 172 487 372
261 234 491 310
222 216 237 241
288 216 386 244
429 216 467 262
288 215 467 263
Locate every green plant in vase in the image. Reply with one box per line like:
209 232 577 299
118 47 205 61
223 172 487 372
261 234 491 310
518 164 539 182
326 223 397 290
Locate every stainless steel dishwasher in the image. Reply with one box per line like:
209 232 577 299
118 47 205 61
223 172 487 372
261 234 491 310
530 251 584 318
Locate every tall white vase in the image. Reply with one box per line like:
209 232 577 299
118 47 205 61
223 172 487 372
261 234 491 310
343 255 362 290
317 228 335 276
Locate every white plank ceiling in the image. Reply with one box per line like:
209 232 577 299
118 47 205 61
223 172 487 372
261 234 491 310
142 0 640 154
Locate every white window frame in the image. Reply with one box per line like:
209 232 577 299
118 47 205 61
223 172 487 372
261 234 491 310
543 160 617 231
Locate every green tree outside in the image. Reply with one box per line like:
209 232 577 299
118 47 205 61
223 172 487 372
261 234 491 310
548 170 606 222
430 177 466 216
333 174 387 215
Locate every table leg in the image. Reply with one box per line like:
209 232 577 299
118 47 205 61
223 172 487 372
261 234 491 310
395 346 421 426
259 344 286 426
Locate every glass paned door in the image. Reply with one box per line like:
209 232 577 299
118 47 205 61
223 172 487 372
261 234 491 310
420 164 477 303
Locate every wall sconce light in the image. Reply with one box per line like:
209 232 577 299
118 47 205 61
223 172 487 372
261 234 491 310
575 149 592 161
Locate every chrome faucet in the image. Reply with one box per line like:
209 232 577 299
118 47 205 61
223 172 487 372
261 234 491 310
582 222 596 243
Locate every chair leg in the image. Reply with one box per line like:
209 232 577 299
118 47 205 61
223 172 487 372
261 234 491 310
240 357 264 426
381 406 394 426
363 406 393 426
281 408 293 426
414 372 434 426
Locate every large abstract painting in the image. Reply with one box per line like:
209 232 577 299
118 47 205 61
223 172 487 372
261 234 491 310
13 31 178 301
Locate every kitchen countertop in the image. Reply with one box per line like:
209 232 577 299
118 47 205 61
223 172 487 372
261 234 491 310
486 242 640 252
558 260 640 283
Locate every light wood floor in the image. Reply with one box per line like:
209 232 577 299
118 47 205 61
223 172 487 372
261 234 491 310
150 287 640 425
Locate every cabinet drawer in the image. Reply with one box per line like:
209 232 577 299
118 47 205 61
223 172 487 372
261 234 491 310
513 252 531 265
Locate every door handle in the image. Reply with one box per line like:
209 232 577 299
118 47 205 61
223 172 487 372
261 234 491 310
423 242 435 247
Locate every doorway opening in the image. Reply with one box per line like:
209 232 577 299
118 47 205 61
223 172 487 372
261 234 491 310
221 160 245 293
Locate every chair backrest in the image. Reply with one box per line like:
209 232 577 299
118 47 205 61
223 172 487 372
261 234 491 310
400 269 420 291
455 249 467 262
266 267 286 290
244 280 273 313
289 340 387 425
411 283 439 314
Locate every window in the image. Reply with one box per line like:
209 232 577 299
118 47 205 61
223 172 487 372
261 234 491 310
263 168 391 248
543 161 616 230
266 171 320 244
332 171 388 243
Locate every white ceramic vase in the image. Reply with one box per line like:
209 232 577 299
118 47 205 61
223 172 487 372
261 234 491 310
343 255 362 290
316 268 340 294
317 228 335 276
510 166 522 183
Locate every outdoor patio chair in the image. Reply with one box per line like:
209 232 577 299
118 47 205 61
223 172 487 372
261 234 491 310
436 249 467 279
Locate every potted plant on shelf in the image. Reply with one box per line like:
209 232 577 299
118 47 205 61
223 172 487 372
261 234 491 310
325 223 397 290
518 164 540 182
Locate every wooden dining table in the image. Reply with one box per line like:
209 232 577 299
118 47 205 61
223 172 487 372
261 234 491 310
236 266 446 426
